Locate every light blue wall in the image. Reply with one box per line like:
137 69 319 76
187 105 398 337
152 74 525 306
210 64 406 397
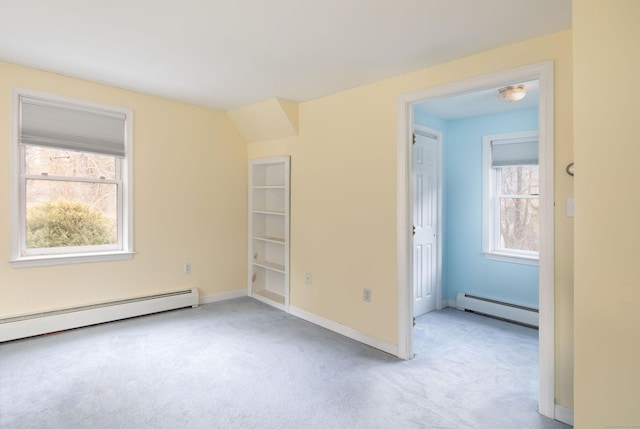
415 107 539 309
414 110 447 132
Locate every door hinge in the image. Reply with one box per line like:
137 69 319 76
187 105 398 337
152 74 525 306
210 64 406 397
412 225 416 236
413 316 416 327
412 133 416 145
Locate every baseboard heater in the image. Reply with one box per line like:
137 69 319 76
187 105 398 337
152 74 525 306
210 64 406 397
0 288 199 342
456 292 538 328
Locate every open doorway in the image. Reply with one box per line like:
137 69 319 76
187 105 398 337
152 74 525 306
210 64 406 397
396 62 555 418
412 80 540 318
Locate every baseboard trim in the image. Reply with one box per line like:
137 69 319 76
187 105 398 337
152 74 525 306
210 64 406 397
441 299 456 309
554 404 574 426
289 305 398 356
200 289 247 304
1 288 199 342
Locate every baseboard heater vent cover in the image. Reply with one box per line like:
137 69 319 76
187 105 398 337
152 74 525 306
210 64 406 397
0 288 199 342
455 292 538 328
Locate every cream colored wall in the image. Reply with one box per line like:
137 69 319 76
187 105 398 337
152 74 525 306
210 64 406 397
0 29 576 412
228 98 298 143
0 61 247 317
574 1 640 427
248 30 574 409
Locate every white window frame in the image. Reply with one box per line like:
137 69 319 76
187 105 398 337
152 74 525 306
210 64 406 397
482 130 539 266
10 87 134 268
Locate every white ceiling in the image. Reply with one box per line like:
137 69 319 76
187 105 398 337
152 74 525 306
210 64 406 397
415 80 540 120
0 0 571 111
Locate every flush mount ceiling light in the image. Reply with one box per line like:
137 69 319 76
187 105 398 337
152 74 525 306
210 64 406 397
497 85 527 102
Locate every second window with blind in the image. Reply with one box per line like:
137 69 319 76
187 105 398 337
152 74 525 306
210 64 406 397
10 88 133 267
482 130 539 265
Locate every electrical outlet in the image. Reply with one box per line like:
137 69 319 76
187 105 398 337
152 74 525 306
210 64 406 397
305 272 312 285
363 288 372 303
184 263 191 274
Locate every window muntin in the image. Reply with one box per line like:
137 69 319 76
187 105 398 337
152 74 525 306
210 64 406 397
25 146 117 180
11 88 133 267
482 131 539 265
495 165 539 254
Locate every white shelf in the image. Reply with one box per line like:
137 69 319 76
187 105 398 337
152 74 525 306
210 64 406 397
249 157 290 310
253 260 285 273
253 235 285 244
253 210 285 216
253 289 285 306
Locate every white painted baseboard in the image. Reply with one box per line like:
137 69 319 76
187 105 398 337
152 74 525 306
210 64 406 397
289 306 398 356
1 288 199 342
554 404 574 426
442 299 457 309
200 289 247 304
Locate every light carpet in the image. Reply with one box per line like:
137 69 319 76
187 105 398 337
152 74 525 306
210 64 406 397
0 297 570 429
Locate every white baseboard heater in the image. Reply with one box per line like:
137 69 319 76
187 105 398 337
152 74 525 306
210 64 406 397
0 288 199 342
456 292 538 328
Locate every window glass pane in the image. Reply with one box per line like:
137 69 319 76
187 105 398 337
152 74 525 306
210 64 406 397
499 197 539 252
25 146 116 180
499 165 539 195
25 179 117 249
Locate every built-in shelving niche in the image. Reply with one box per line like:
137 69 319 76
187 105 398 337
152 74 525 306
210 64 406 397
248 157 290 310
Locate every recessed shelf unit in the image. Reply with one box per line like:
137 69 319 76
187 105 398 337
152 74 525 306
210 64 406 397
248 157 290 310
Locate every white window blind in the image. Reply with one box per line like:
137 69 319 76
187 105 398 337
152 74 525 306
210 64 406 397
491 138 538 167
19 96 126 157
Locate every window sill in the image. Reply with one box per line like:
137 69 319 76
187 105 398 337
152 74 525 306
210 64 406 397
9 251 135 268
483 251 539 266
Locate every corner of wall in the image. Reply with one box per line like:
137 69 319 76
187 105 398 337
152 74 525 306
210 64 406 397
228 97 299 143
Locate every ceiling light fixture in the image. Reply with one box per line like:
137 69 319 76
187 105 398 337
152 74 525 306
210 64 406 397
497 85 527 102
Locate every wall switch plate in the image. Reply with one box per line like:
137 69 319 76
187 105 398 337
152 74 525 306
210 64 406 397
363 288 372 303
566 197 574 218
305 272 312 285
184 263 191 274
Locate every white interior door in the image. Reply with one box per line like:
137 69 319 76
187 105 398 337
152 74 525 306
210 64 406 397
413 132 438 317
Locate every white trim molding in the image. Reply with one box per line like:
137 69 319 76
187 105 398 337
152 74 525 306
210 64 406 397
482 252 539 266
1 288 198 342
10 251 135 268
443 299 457 308
290 306 398 356
396 95 414 360
397 61 555 419
200 289 248 305
9 87 135 268
482 130 540 266
554 404 574 426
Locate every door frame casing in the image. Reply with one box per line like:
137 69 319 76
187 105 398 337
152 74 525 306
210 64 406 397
396 61 555 418
412 125 443 315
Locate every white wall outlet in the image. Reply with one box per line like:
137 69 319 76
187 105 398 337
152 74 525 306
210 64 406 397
184 263 191 274
363 288 372 303
305 272 312 285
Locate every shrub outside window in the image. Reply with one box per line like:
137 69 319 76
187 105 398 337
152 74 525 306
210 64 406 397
10 88 133 267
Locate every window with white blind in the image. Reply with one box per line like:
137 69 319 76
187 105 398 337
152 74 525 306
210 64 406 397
482 131 539 265
10 88 134 267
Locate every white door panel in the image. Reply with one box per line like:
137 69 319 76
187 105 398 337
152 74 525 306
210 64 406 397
413 132 438 317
